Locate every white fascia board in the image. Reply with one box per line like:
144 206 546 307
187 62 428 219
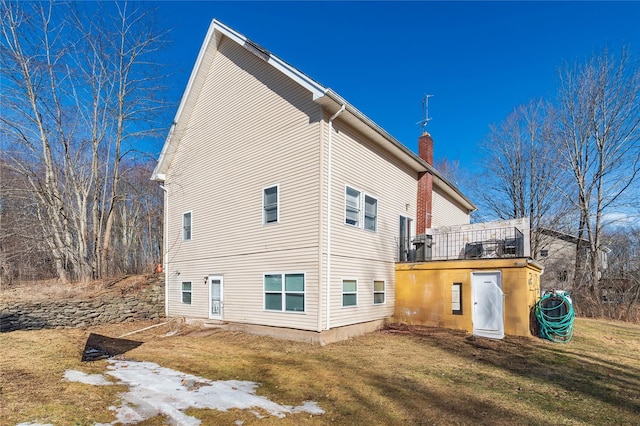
212 19 247 45
153 21 220 181
320 90 424 169
153 19 328 181
151 123 175 181
175 20 246 123
217 19 326 100
173 20 220 132
267 55 327 100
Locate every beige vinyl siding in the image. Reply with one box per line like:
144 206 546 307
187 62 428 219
166 248 320 330
329 260 395 328
164 35 323 329
432 186 470 227
324 121 417 328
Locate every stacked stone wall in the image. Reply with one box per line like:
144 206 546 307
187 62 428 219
0 277 164 332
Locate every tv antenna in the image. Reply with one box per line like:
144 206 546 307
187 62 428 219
417 94 433 133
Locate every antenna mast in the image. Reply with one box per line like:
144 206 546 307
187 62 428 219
417 94 433 134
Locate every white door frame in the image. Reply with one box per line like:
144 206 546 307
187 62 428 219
208 275 223 320
471 271 504 339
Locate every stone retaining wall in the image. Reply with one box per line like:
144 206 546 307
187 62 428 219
0 277 165 332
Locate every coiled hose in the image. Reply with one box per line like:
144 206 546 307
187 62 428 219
534 292 575 342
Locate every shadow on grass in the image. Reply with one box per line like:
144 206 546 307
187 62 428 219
244 340 543 425
386 324 640 424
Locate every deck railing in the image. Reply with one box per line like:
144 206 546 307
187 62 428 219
398 226 525 262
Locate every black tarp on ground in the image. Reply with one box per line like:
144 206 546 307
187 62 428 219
82 333 143 361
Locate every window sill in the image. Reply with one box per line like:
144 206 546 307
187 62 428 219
344 223 377 233
263 309 306 314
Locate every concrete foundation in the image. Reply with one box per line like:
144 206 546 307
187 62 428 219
183 318 387 345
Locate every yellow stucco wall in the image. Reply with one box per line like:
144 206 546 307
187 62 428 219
395 258 541 337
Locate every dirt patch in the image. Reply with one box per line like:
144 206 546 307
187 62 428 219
186 328 224 338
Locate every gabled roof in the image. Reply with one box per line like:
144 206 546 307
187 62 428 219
152 19 476 212
538 228 587 244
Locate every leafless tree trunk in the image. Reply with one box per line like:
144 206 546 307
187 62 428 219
553 47 640 304
0 1 168 283
476 99 567 257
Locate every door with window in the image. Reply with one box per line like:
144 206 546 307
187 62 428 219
472 272 504 339
208 275 223 320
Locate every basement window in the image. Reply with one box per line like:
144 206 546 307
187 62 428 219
264 273 305 312
342 279 358 307
373 280 385 304
452 283 462 315
182 282 192 305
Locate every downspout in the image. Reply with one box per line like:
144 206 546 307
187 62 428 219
326 104 346 330
159 184 169 318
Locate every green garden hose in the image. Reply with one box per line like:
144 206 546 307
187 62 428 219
534 291 575 342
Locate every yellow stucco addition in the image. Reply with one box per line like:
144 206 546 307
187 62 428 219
395 258 541 337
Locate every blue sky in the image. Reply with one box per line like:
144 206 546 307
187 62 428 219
155 1 640 174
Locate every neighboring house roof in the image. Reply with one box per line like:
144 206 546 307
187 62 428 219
537 228 588 245
152 19 476 212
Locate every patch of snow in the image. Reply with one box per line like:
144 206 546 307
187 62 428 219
16 423 53 426
65 359 324 425
291 400 326 415
64 370 113 386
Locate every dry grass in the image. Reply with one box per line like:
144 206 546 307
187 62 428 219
0 275 151 303
1 318 639 425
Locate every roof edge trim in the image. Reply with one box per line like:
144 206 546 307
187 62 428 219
268 55 327 100
152 20 222 180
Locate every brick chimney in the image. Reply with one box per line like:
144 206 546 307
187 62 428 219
417 132 434 234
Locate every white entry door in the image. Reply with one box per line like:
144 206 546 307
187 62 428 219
472 272 504 339
208 276 223 320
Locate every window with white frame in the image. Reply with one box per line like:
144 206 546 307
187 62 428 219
345 186 378 232
345 187 361 226
373 280 385 304
342 279 357 307
181 282 192 304
263 185 278 224
452 283 462 314
264 273 305 312
364 195 377 231
182 212 192 241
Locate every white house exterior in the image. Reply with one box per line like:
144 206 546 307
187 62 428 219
152 20 475 342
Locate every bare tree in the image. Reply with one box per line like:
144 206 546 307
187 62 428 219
476 99 568 257
112 160 163 275
601 227 640 321
552 47 640 304
434 158 462 187
0 1 168 282
0 159 56 285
